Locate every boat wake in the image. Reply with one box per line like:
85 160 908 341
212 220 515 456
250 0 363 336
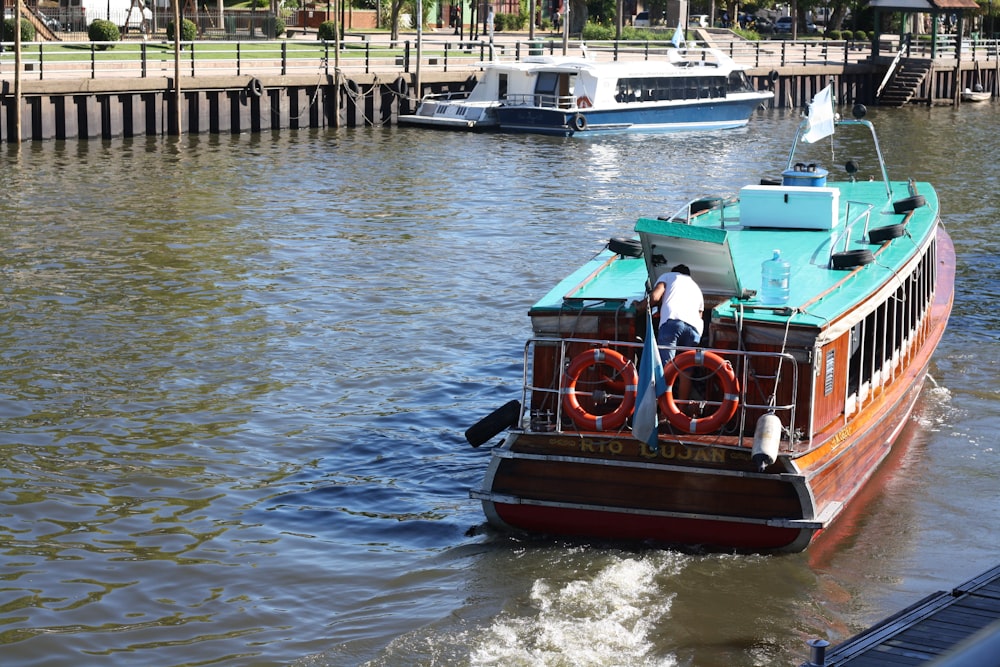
467 553 680 666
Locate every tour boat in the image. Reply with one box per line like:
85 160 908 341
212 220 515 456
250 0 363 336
399 55 592 131
466 89 954 552
493 48 774 136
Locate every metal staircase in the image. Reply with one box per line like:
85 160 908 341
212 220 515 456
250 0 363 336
877 57 932 106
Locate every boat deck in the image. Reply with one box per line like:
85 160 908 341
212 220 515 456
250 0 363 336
824 563 1000 665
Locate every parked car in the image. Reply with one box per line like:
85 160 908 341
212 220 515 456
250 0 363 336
774 16 819 34
690 14 710 28
751 16 773 32
634 11 649 27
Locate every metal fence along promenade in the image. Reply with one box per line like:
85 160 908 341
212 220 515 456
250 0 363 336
2 33 998 82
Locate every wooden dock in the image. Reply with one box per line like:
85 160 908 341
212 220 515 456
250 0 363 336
814 564 1000 666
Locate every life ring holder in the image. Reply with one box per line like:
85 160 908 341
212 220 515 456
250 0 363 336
572 112 588 132
562 348 637 431
576 96 593 109
247 78 264 98
658 350 739 434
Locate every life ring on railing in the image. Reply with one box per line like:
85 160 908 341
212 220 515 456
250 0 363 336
658 350 739 434
247 78 264 98
562 348 637 431
572 112 588 132
576 95 593 109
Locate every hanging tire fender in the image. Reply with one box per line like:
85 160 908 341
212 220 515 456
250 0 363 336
465 400 521 448
247 78 264 98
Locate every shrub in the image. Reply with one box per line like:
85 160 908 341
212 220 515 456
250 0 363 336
828 29 841 40
167 18 197 41
274 17 285 37
317 20 337 40
496 13 526 31
88 19 119 47
732 27 761 41
1 18 35 42
582 21 614 40
854 29 868 41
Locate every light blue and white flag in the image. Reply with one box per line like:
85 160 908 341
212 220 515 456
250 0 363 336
802 83 835 143
632 311 666 452
671 25 685 49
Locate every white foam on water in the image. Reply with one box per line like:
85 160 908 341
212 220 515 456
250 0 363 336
468 553 680 667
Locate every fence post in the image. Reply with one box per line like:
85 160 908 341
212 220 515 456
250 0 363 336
281 40 287 75
237 41 242 76
90 42 96 79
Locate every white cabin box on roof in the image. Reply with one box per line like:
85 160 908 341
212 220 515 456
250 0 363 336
739 186 841 230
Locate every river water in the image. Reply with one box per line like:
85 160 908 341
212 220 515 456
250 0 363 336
0 104 997 667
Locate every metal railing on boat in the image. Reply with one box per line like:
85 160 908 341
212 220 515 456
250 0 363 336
522 336 799 451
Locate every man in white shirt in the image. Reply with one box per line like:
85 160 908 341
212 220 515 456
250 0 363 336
650 264 703 362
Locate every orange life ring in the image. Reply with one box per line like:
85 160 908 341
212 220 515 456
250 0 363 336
562 348 637 431
576 96 593 109
658 350 740 434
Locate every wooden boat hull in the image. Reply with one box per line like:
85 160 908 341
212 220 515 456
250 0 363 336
472 226 954 553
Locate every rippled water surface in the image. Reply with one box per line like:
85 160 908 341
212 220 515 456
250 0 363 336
0 106 997 666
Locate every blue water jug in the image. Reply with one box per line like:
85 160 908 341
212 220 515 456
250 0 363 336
761 250 790 305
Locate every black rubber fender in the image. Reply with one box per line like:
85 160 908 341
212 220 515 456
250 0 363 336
346 78 360 95
247 77 264 98
393 76 408 96
572 112 587 132
893 195 926 214
690 196 727 214
831 249 875 270
868 223 906 244
608 237 643 258
465 399 521 448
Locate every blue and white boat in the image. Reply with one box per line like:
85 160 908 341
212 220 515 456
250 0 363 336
495 48 773 136
400 56 593 131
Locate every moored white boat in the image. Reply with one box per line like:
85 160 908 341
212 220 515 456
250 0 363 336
494 48 774 136
961 86 991 102
398 55 593 131
465 87 954 552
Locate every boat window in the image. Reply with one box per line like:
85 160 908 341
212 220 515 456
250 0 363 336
845 239 938 413
498 73 508 101
728 71 754 93
534 72 560 106
615 76 729 103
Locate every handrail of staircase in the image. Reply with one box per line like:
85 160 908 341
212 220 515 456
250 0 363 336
876 36 910 98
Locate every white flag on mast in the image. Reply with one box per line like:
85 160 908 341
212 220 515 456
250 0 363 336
802 84 835 143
